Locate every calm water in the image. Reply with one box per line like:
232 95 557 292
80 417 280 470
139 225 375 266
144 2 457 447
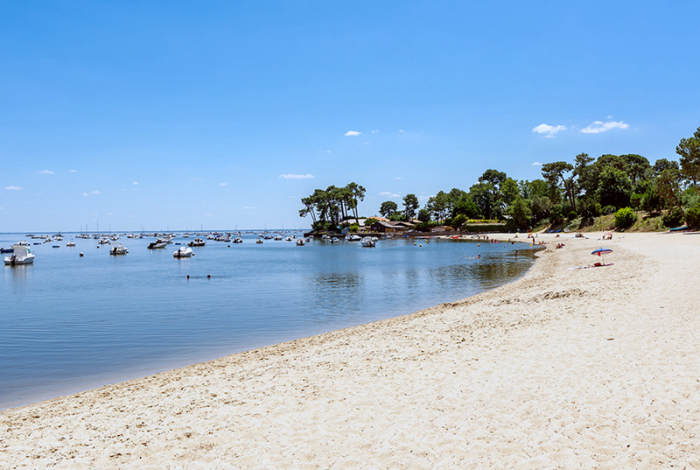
0 232 538 409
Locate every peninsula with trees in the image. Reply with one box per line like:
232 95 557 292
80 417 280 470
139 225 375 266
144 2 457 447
300 127 700 234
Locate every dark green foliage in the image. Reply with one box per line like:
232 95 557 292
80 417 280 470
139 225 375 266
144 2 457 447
417 209 431 223
614 207 637 229
567 211 578 221
364 218 378 227
597 167 632 209
451 214 468 229
663 208 684 227
602 205 617 215
451 198 481 219
507 197 532 229
685 204 700 229
676 126 700 186
379 201 398 218
403 194 419 220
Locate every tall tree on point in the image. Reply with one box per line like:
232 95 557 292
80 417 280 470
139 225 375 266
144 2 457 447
403 194 419 220
676 126 700 187
542 161 577 212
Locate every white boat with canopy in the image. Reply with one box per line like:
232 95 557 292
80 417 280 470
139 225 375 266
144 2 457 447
4 244 36 265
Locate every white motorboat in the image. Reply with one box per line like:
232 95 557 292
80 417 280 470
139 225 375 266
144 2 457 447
296 238 305 246
188 238 206 247
330 237 340 244
233 237 243 243
256 239 263 244
173 246 194 258
148 239 168 249
66 241 76 247
274 235 283 241
109 244 128 255
360 237 376 248
4 244 35 265
346 234 362 241
98 237 111 245
286 236 293 242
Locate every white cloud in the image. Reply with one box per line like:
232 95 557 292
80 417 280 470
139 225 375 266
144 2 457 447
279 173 314 179
107 212 113 216
532 123 567 138
5 186 22 190
580 120 629 134
532 162 543 166
190 177 203 181
82 192 89 197
243 206 257 210
219 183 227 186
0 206 4 210
371 130 380 133
37 170 54 174
344 130 361 136
399 129 405 133
379 191 401 198
68 169 78 173
418 195 435 202
133 181 138 185
90 190 100 195
327 150 332 154
394 177 402 180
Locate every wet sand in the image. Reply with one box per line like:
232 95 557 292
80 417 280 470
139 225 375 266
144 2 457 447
2 232 699 469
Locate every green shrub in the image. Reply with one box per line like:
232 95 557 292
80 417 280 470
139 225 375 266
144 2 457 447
567 210 578 221
349 223 359 233
451 214 468 229
662 207 684 228
614 207 637 229
685 204 700 229
603 205 617 215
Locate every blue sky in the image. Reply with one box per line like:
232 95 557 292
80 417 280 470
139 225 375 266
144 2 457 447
2 1 699 232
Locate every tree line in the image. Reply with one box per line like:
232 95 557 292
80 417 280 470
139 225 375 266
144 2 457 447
300 126 700 231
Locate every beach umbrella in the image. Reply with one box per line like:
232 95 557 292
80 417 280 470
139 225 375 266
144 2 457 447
591 247 613 263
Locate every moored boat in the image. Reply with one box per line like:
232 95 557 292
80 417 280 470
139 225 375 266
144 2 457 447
109 244 128 255
173 246 194 258
4 244 36 265
188 238 206 247
361 237 376 247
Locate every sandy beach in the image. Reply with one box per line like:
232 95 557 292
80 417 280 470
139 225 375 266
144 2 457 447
2 232 699 469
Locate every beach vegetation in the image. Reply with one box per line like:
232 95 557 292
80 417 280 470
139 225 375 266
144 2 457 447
299 129 699 233
614 207 637 229
507 197 532 229
379 201 398 218
451 214 468 230
677 126 700 187
403 194 420 220
685 203 700 229
663 207 685 228
417 209 431 223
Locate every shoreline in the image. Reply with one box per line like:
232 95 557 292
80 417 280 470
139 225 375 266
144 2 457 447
2 232 699 468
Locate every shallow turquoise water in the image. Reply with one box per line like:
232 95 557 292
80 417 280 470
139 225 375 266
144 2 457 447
0 232 537 409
